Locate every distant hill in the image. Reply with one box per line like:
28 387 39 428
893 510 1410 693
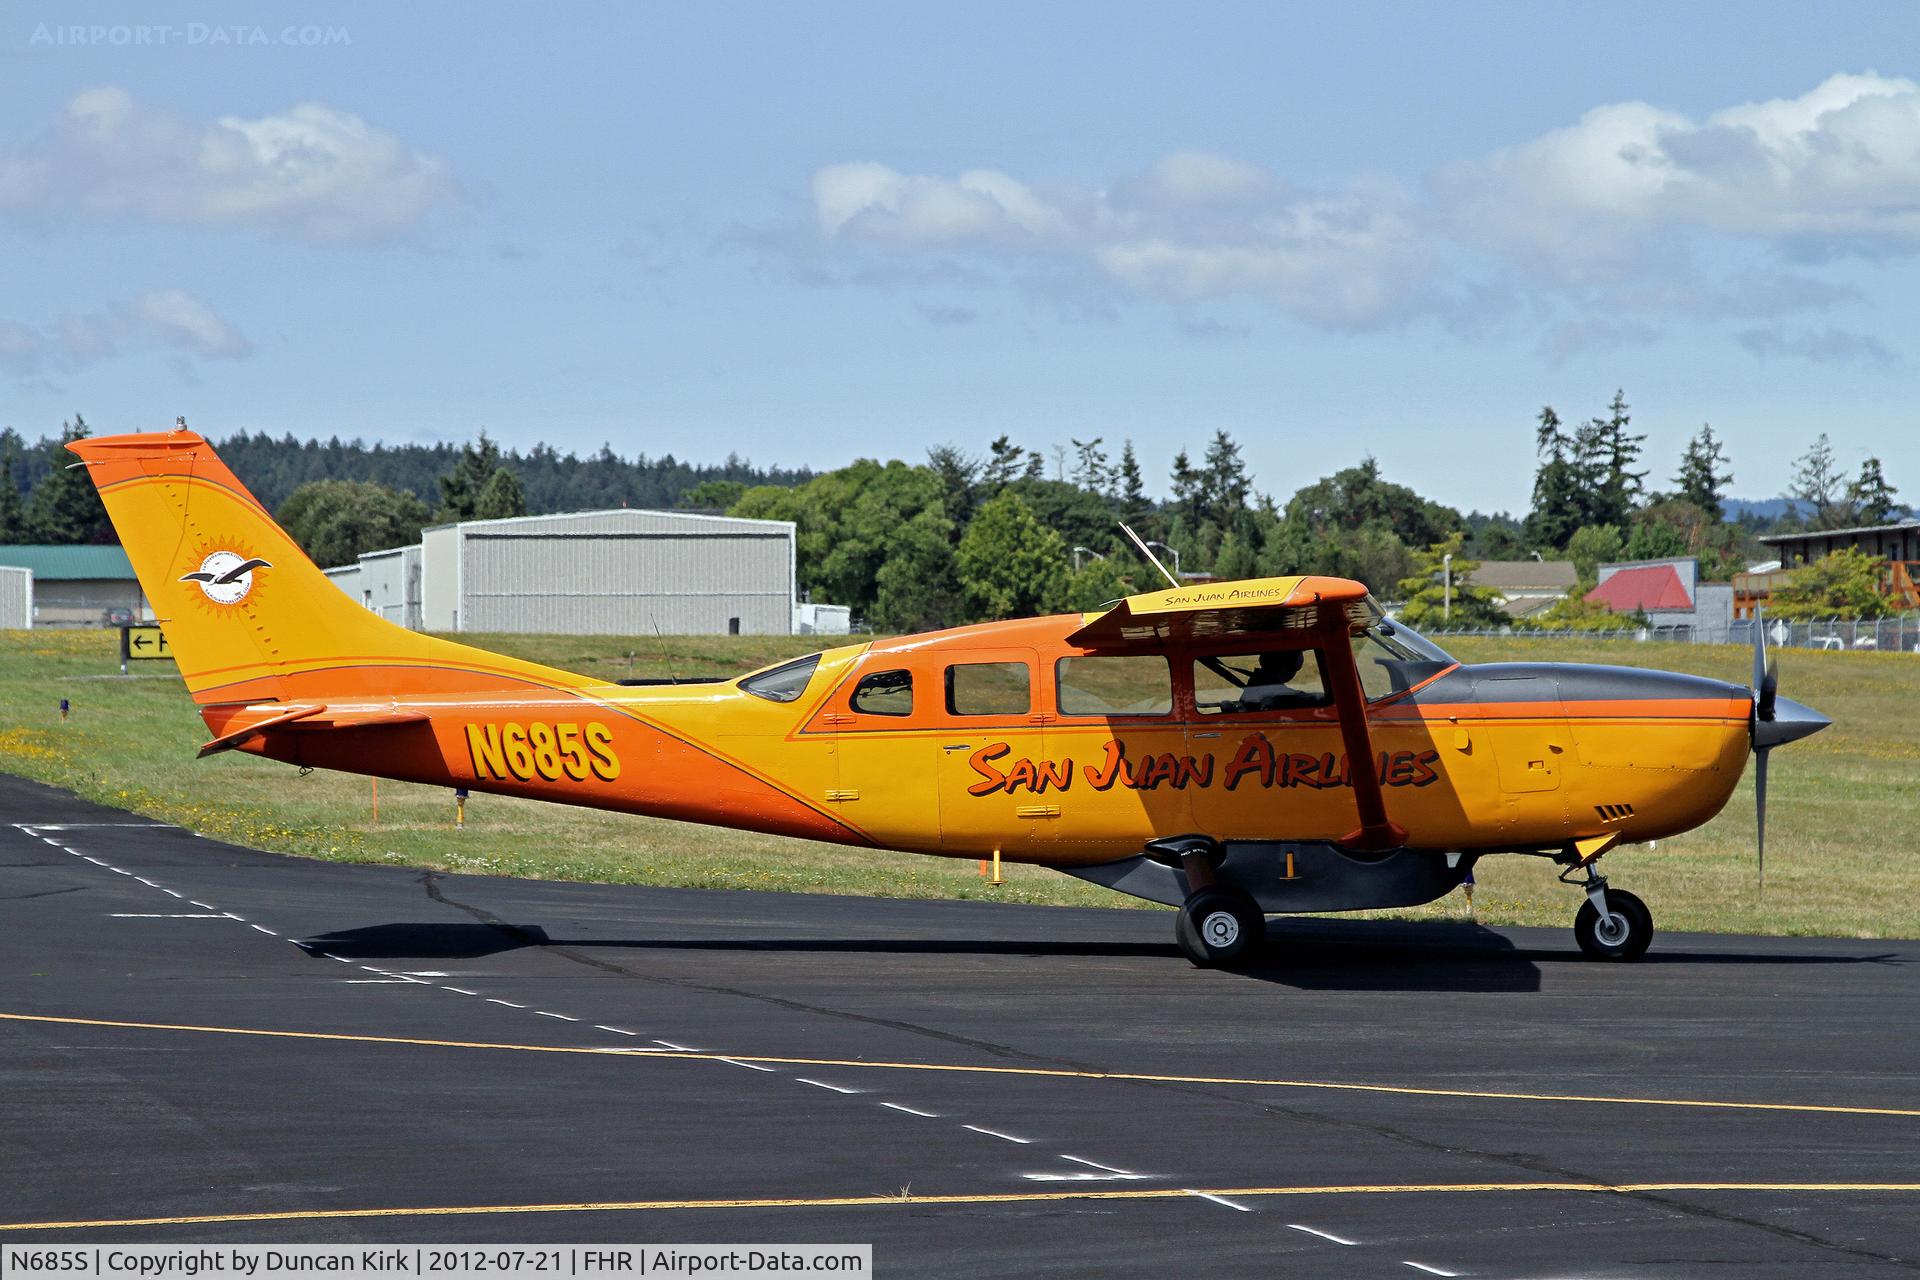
1723 497 1797 523
1724 495 1914 529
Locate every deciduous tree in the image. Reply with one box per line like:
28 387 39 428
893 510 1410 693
278 480 431 568
955 491 1069 619
1770 548 1897 619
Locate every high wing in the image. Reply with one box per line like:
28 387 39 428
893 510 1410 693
1069 575 1407 852
1065 575 1376 650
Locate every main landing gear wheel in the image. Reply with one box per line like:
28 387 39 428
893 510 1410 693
1574 888 1653 961
1176 887 1265 968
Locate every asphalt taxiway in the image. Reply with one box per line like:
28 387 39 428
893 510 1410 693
2 771 1917 1276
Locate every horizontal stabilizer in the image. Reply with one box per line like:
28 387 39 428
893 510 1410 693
197 705 429 757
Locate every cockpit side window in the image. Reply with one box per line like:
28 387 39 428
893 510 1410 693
850 668 913 716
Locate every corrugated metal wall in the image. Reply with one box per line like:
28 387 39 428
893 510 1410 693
323 564 364 606
420 526 460 630
0 567 30 629
25 579 147 627
452 510 795 635
359 546 422 629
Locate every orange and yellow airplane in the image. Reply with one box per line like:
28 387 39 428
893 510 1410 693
72 426 1830 967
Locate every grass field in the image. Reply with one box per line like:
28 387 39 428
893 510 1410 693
2 627 1914 937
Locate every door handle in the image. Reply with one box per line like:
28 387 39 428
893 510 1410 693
943 744 971 752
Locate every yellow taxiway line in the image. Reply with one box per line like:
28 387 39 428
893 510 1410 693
4 1009 1918 1119
7 1182 1920 1233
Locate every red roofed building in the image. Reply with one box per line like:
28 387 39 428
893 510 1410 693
1585 557 1736 640
1586 563 1693 612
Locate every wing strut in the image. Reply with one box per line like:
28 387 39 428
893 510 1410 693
1319 621 1408 852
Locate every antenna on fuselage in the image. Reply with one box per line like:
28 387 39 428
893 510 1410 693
1118 522 1181 590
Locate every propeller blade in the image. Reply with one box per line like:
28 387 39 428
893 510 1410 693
1754 745 1770 890
1752 609 1767 709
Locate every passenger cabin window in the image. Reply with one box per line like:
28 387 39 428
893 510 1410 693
850 669 913 716
739 653 821 703
1057 655 1172 717
1192 650 1330 714
946 662 1031 716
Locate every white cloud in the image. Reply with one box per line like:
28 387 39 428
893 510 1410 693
0 87 458 243
1437 72 1920 275
796 73 1920 345
809 156 1426 329
812 163 1071 244
0 291 251 379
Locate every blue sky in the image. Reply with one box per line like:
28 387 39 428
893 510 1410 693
3 1 1918 514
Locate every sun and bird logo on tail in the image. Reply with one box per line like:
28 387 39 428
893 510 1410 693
179 550 271 605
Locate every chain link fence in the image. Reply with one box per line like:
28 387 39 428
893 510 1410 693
1425 613 1920 653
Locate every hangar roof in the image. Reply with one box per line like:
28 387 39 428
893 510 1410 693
0 544 136 580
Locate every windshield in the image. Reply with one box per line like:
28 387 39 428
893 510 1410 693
1350 597 1455 700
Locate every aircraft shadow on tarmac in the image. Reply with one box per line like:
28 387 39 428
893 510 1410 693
298 919 1900 997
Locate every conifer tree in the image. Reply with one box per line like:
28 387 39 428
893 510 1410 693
1673 423 1733 520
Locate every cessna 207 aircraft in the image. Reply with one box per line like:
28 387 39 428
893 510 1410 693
73 425 1830 967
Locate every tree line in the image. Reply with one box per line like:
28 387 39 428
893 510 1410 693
2 397 1908 623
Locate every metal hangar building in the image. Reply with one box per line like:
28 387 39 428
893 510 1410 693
332 508 802 636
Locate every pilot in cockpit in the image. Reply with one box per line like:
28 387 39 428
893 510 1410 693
1235 650 1318 712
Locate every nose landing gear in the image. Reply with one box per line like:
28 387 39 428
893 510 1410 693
1559 852 1654 961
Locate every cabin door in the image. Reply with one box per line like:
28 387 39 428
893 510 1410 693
934 648 1055 856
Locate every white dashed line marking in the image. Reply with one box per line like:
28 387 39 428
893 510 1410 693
794 1078 862 1095
16 823 175 830
717 1058 776 1072
594 1025 635 1035
652 1040 698 1051
1288 1224 1357 1246
110 868 132 876
189 902 213 909
161 889 183 898
249 925 278 936
1023 1156 1151 1183
108 913 227 919
1402 1265 1457 1278
83 858 107 866
133 877 158 887
1185 1190 1252 1212
880 1102 938 1118
962 1125 1032 1144
536 1012 579 1022
345 980 412 984
486 999 527 1009
444 988 479 997
329 956 355 965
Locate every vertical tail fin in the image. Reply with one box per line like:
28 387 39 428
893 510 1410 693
70 426 564 705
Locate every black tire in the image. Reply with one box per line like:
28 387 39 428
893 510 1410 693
1573 888 1653 961
1176 888 1265 968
